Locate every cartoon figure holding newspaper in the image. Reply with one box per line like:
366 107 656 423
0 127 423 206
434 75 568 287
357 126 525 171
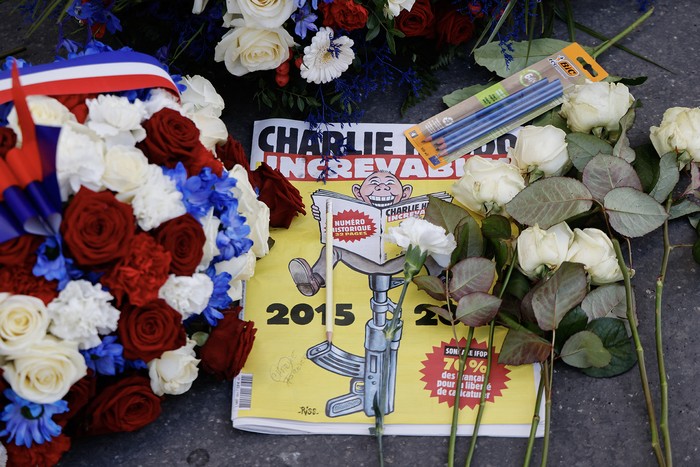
288 170 450 418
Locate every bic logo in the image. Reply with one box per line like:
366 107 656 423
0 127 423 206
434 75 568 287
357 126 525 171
551 55 579 77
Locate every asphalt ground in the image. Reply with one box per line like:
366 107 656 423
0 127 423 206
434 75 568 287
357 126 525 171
0 1 698 465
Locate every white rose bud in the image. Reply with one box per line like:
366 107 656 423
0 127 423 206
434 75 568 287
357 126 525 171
0 294 50 354
649 107 700 162
2 336 87 404
452 156 525 216
560 82 634 135
148 339 200 396
214 19 295 76
508 125 570 177
385 217 457 268
566 228 623 285
517 222 574 278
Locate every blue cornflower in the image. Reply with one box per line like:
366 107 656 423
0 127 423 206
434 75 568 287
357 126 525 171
80 335 126 376
0 390 68 448
292 4 318 39
33 235 82 290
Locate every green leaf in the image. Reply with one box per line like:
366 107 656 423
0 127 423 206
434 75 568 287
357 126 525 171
449 257 496 301
442 84 491 108
481 215 512 239
366 25 380 42
604 187 668 237
531 262 588 331
503 269 530 301
506 177 593 229
554 306 588 353
455 292 502 327
413 275 447 301
430 305 454 324
566 133 614 171
669 197 700 220
498 328 551 365
474 38 573 78
561 330 611 368
612 105 637 163
581 284 627 321
649 152 680 202
424 196 470 234
582 318 637 377
489 237 510 275
632 142 661 193
452 215 485 263
582 154 642 202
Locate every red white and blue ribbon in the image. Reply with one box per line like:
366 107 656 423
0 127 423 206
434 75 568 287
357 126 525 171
0 50 179 104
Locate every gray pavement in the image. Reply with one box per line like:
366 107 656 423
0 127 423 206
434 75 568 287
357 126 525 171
1 0 699 465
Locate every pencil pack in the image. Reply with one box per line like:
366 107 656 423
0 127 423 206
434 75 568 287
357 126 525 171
405 43 608 169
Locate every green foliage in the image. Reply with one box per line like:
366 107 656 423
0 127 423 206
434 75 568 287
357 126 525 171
507 177 593 229
560 330 611 369
582 318 637 377
603 187 668 238
474 38 575 78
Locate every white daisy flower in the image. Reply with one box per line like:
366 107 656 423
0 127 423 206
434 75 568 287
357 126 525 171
300 27 354 84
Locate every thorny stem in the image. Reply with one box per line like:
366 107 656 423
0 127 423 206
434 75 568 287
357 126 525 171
612 239 666 467
656 198 673 466
540 358 553 467
448 326 475 467
523 369 546 467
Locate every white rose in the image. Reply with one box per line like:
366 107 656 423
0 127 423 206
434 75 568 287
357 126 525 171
508 125 570 177
230 165 270 258
2 336 87 404
192 0 210 13
384 0 416 17
158 274 214 320
214 19 295 76
517 222 574 278
102 145 150 201
197 208 222 271
85 94 148 147
216 250 256 280
566 228 623 285
189 112 229 151
385 217 457 268
181 75 225 117
559 82 634 135
57 121 106 201
148 339 200 396
233 0 295 28
131 165 187 231
7 95 76 145
649 107 700 162
452 156 526 216
47 280 120 350
0 294 50 354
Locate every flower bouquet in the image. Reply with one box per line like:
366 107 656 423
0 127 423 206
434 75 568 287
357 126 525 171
0 47 305 466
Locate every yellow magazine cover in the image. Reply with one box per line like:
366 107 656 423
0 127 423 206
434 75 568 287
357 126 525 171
233 119 543 437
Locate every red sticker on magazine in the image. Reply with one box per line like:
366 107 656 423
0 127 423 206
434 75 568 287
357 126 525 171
419 337 511 409
333 209 376 242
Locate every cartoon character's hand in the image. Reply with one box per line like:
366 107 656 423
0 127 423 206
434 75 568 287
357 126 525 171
312 204 321 221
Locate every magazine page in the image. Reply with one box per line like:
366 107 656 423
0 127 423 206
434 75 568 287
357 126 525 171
234 118 542 437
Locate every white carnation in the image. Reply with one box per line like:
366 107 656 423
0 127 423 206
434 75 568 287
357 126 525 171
56 121 106 201
101 145 150 201
158 274 214 320
131 165 187 231
230 165 270 258
143 88 183 119
47 280 120 350
85 94 148 147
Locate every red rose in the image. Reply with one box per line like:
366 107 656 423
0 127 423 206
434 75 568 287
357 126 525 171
83 375 161 436
60 187 135 268
0 234 42 266
436 8 475 46
186 147 224 177
396 0 435 37
118 299 186 362
200 307 257 380
100 233 171 307
6 433 71 467
137 108 218 176
216 135 249 171
0 264 58 304
54 373 97 427
153 214 206 276
249 162 306 228
319 0 369 31
53 93 98 123
0 127 17 158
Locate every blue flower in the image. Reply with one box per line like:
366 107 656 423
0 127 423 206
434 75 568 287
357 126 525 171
207 268 233 310
292 5 318 39
0 390 68 448
80 336 126 376
33 235 83 290
125 358 148 370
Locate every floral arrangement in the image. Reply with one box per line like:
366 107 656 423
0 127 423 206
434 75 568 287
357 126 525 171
0 47 304 466
16 0 656 129
372 78 699 466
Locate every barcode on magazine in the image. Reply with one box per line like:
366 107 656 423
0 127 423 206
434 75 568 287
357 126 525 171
235 373 253 410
